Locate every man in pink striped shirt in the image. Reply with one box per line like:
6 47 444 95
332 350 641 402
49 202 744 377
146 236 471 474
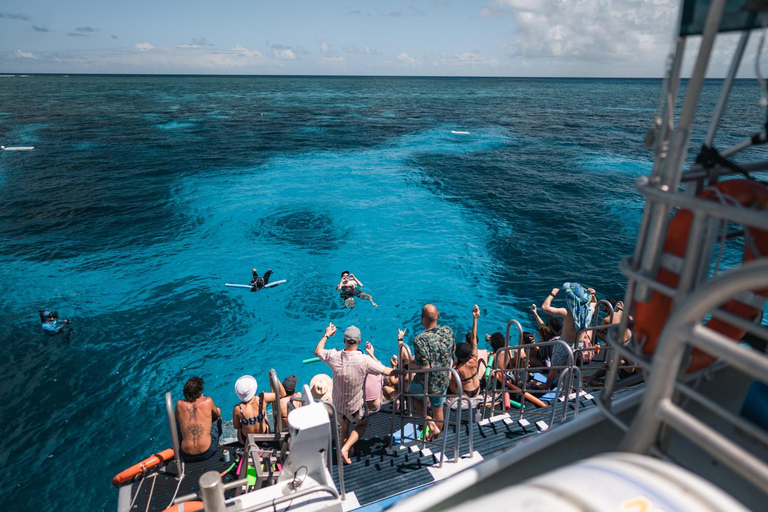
315 322 397 464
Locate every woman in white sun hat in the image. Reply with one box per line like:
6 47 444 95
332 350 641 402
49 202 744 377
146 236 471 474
232 375 284 443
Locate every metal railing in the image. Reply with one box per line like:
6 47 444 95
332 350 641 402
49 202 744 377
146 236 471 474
482 340 581 426
388 354 472 467
269 369 283 433
599 173 768 414
164 392 183 478
620 260 768 495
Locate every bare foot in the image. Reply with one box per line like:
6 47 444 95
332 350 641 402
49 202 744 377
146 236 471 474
371 301 379 307
426 427 441 442
341 447 352 465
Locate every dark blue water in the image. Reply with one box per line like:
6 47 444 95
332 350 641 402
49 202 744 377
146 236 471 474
0 76 765 511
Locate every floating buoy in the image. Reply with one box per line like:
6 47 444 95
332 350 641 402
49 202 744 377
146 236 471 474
112 448 175 486
161 502 204 512
1 145 35 151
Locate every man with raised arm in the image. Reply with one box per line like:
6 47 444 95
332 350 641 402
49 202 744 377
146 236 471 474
405 304 455 441
539 283 596 386
175 377 222 462
315 322 397 464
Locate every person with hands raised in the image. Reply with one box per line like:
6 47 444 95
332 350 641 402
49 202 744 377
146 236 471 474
336 270 378 308
314 322 397 464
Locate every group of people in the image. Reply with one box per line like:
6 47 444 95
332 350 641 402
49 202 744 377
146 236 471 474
174 278 633 466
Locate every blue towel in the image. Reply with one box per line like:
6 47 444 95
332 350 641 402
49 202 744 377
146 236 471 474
562 282 593 331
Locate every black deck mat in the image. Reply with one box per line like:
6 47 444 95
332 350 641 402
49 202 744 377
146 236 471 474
125 387 640 510
126 444 240 512
330 386 639 507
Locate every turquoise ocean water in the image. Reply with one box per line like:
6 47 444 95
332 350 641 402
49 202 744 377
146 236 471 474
0 76 765 511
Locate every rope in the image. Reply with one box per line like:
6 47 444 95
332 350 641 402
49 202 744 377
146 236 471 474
128 473 147 510
145 473 158 512
167 468 186 510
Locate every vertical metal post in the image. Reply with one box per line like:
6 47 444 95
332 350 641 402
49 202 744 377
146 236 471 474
165 392 183 477
636 0 726 302
653 37 686 177
704 31 750 147
661 0 726 190
269 369 283 433
675 212 709 297
199 471 226 512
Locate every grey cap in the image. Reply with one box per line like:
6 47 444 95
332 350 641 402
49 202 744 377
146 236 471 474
344 325 361 345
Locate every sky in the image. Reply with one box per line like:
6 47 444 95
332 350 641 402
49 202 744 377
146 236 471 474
0 0 764 77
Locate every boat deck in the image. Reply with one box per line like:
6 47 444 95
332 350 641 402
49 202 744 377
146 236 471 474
122 388 639 511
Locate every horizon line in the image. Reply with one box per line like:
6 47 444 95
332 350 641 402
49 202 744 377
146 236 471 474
0 72 754 80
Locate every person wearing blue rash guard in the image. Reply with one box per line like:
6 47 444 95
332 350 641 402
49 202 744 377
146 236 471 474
38 310 71 334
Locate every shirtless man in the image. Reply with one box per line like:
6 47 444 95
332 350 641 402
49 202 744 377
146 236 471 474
541 285 596 347
336 271 378 308
539 284 596 387
175 377 222 462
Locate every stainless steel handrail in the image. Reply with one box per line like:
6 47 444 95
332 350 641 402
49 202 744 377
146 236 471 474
389 365 468 467
164 392 183 478
484 340 578 425
621 260 768 494
269 369 283 433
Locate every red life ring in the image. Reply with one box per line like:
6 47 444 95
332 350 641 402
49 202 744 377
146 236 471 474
112 448 175 486
634 179 768 372
162 502 204 512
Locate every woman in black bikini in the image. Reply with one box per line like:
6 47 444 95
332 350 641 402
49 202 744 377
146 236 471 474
232 375 284 444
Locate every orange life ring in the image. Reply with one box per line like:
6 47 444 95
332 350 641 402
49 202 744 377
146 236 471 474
162 501 204 512
634 179 768 372
112 448 175 486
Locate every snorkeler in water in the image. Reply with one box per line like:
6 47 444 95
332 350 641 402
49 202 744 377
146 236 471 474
38 310 71 334
336 271 378 308
250 268 274 292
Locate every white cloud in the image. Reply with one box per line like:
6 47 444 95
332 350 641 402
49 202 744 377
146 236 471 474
272 48 296 60
363 46 381 56
321 55 345 63
0 46 279 74
178 44 198 48
320 40 330 54
486 0 677 64
231 45 264 58
135 42 154 51
431 51 499 68
397 52 418 67
15 49 38 59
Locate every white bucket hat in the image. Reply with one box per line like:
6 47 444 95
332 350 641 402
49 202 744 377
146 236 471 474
235 375 258 402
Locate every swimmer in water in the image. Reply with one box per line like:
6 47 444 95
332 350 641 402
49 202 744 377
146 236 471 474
336 271 378 308
250 268 273 292
38 310 71 334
